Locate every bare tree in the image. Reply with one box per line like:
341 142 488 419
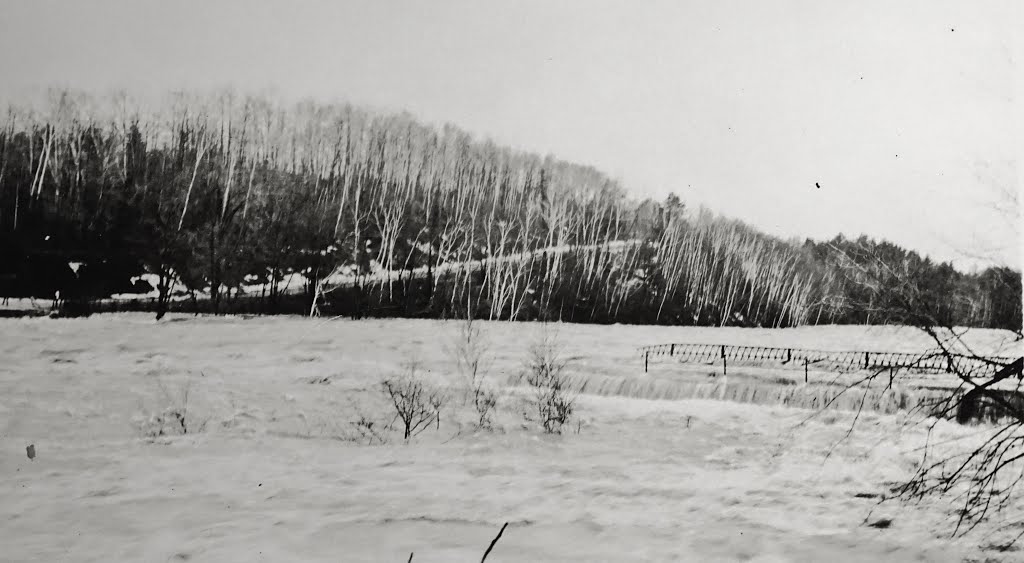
824 242 1024 547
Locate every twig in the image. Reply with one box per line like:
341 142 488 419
480 522 509 563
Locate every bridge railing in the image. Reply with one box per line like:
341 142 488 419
636 342 1019 381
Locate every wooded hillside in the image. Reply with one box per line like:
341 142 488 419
0 90 1018 329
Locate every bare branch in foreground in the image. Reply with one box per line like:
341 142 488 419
480 522 509 563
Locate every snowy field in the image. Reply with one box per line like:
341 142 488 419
1 315 1021 562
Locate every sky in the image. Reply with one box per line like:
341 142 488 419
1 0 1020 269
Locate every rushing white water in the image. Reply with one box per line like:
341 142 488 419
507 371 984 420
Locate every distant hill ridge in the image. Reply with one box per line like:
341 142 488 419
0 90 1019 329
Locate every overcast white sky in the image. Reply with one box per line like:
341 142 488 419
1 0 1020 269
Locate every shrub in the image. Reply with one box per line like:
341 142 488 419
350 414 389 445
449 315 498 428
138 375 207 438
525 326 576 434
381 361 448 440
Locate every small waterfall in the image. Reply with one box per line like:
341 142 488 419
506 372 1022 424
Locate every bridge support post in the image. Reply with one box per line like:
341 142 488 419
644 351 648 373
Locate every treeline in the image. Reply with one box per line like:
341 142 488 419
0 90 1019 329
805 236 1022 331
